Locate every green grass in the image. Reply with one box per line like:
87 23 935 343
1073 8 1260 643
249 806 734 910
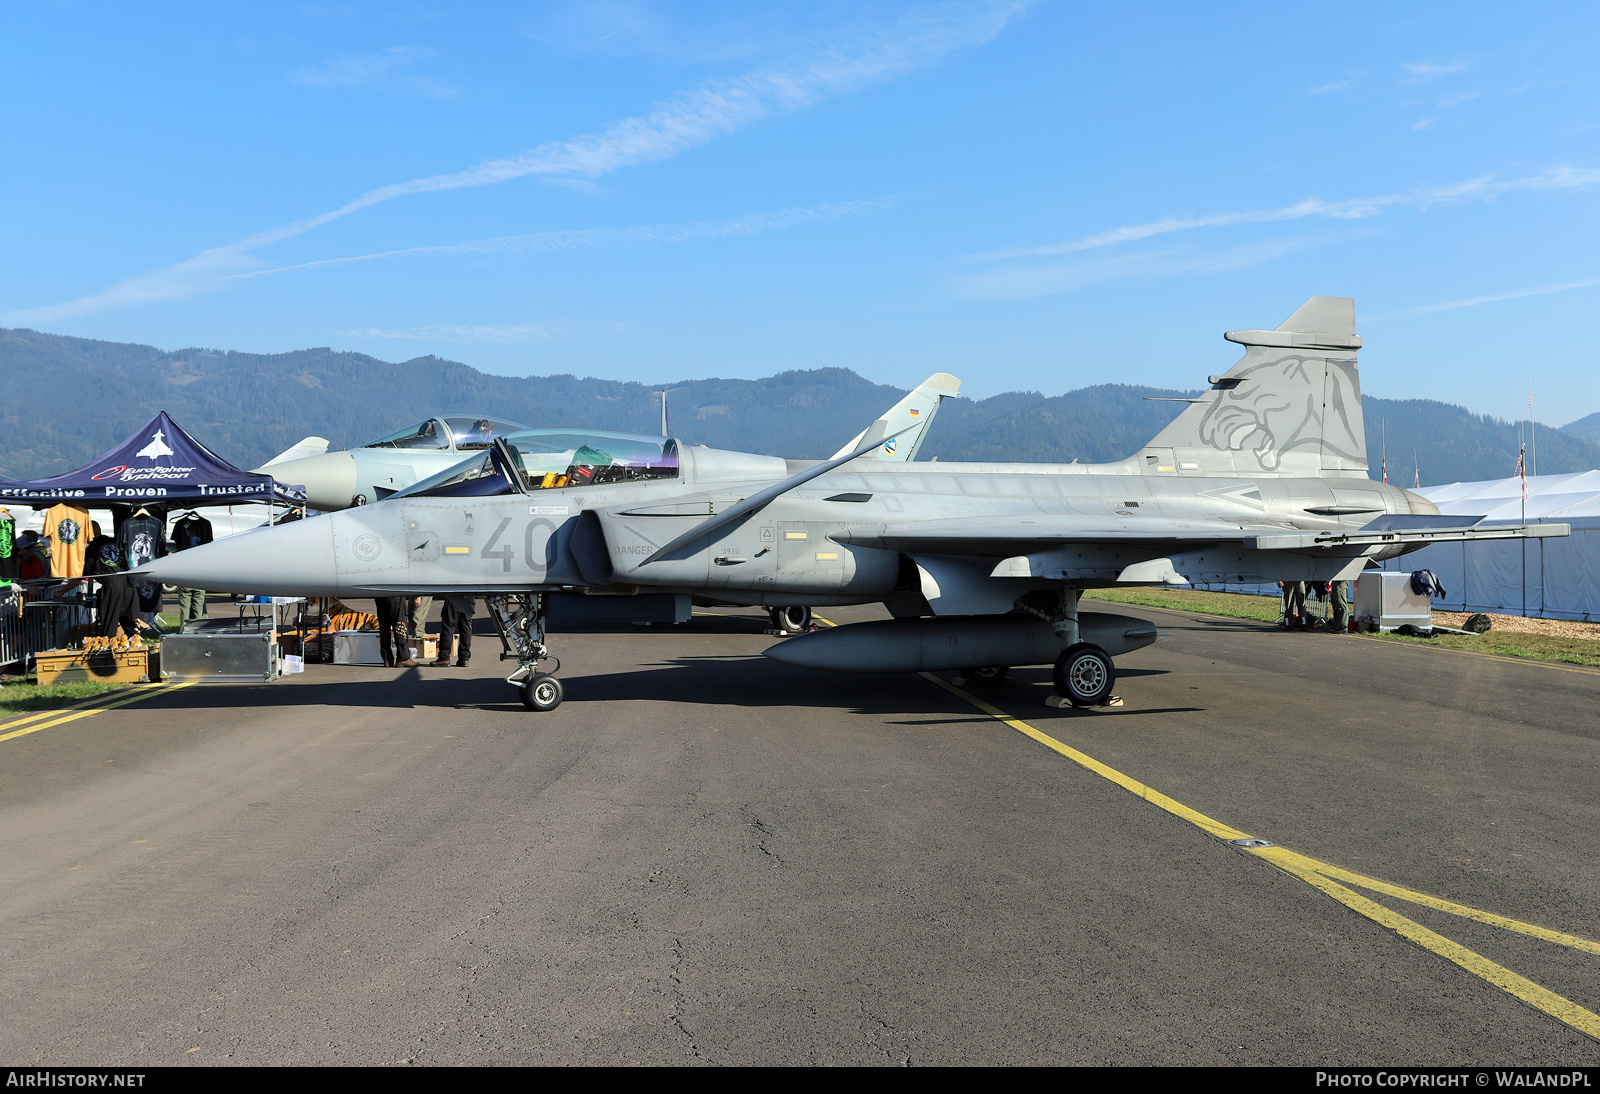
1083 587 1600 669
0 680 134 716
1085 586 1281 623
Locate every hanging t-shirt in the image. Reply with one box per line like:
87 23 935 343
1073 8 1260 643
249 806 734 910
118 513 165 570
119 512 165 611
171 514 214 552
0 513 15 584
42 504 90 579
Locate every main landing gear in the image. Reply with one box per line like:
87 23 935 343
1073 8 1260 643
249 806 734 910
1053 643 1115 706
487 593 564 711
1023 587 1119 708
768 605 813 634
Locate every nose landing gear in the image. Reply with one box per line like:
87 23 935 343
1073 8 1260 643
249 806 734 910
487 592 564 711
520 674 564 712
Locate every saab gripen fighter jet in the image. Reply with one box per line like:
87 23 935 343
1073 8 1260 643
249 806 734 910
255 416 529 511
146 298 1567 713
254 373 960 517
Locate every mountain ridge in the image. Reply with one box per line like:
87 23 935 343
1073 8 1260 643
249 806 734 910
4 326 1596 488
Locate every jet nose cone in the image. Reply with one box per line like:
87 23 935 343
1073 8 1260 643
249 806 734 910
144 516 338 597
265 452 357 512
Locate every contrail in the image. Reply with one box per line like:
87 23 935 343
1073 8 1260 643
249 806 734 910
4 3 1027 326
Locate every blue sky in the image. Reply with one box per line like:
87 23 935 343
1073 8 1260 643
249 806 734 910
4 2 1599 423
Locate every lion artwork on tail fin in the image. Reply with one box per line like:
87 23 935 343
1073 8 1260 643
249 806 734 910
1197 355 1324 472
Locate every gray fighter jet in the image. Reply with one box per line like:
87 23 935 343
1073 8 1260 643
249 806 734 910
257 373 959 516
146 297 1566 712
257 416 529 511
373 372 961 633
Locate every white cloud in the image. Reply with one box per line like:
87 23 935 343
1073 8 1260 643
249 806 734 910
288 45 459 99
1401 60 1467 84
953 238 1312 300
6 2 1026 325
1371 276 1600 320
233 198 896 279
959 166 1600 265
1438 89 1481 108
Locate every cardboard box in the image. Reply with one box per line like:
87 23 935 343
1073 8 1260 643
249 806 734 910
34 646 154 685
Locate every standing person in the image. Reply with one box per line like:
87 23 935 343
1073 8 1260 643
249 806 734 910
85 526 140 640
409 595 433 655
431 595 475 668
1279 580 1308 629
1329 579 1350 633
374 596 416 668
170 511 213 623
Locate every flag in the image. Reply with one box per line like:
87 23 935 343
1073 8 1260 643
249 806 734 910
909 408 921 418
1382 456 1387 485
1517 444 1527 500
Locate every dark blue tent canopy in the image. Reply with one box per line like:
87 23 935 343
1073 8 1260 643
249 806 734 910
0 412 306 507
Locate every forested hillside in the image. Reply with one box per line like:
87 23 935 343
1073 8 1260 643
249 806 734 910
1559 411 1600 445
4 326 1597 487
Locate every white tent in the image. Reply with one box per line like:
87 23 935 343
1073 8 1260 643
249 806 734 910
1402 472 1600 621
1421 470 1600 521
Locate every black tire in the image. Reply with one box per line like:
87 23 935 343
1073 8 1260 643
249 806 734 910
770 605 812 632
963 665 1010 686
1053 643 1115 706
520 674 563 712
351 493 368 507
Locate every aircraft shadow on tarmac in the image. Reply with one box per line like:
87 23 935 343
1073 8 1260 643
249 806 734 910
128 654 1197 719
556 660 1205 719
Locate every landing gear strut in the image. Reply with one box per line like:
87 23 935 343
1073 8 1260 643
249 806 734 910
487 593 564 711
1025 587 1119 707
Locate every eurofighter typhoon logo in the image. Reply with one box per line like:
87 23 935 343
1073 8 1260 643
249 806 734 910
135 428 175 461
92 427 197 483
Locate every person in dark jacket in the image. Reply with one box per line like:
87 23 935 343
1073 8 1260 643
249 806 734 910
1278 580 1308 629
85 525 141 639
431 595 474 668
374 596 415 668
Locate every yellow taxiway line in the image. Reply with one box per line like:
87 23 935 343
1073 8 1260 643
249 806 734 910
923 672 1600 1041
0 681 195 745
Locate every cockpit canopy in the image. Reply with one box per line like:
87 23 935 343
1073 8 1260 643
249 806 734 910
394 429 679 499
362 416 527 452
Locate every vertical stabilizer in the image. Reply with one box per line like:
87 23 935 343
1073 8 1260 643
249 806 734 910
832 373 961 462
1134 296 1367 478
256 437 331 470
